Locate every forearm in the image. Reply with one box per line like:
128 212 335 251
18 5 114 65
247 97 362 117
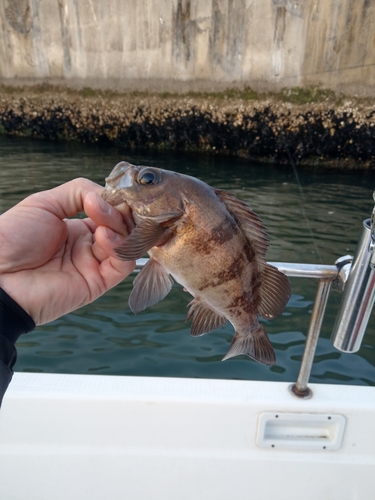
0 288 35 407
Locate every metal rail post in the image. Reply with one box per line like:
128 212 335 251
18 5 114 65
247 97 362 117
288 279 332 399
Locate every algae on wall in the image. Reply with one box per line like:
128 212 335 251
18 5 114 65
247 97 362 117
0 0 375 96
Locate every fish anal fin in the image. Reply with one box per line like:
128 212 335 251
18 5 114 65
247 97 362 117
258 264 291 319
129 258 174 314
115 219 168 261
215 189 269 258
222 323 276 366
186 299 227 336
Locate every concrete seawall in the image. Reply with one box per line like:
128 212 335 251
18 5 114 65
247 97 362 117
1 0 375 95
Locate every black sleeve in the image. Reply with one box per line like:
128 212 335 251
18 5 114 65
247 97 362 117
0 288 36 407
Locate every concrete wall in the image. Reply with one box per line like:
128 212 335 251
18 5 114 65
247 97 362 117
0 0 374 95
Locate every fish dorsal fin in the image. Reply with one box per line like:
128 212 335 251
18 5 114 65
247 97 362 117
214 189 269 258
114 219 168 261
186 299 227 336
258 263 291 319
215 190 291 319
129 258 174 314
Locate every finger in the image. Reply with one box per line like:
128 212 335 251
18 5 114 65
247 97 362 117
94 225 129 259
94 225 136 291
91 227 128 262
99 256 136 290
91 241 107 263
84 192 134 236
83 218 97 234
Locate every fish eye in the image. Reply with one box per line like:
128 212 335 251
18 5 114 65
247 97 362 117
137 168 160 185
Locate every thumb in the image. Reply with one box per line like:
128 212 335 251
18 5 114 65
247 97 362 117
22 178 103 219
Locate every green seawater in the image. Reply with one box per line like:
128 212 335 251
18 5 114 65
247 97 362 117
1 135 375 385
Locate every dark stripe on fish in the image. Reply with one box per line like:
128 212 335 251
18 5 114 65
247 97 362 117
197 258 246 291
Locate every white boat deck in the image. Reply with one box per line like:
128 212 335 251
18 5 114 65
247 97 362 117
1 373 374 500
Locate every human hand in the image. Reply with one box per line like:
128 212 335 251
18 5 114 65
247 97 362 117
0 178 135 325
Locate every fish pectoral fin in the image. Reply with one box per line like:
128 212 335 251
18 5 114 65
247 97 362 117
186 299 227 336
151 211 183 224
129 258 174 314
114 219 168 261
258 264 291 319
222 323 276 366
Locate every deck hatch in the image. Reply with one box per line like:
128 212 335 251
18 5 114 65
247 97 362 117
256 412 346 451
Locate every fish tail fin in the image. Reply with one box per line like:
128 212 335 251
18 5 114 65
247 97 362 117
222 324 276 366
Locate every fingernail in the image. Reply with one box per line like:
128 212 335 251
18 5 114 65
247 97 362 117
96 193 111 214
103 227 119 241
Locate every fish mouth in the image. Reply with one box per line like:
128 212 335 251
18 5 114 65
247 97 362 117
102 166 136 205
101 187 125 206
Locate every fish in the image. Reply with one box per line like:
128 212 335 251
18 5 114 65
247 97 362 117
102 161 291 366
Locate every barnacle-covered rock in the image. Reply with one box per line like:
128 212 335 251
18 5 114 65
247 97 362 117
0 86 374 167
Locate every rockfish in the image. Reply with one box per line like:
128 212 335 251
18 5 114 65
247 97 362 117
102 161 291 365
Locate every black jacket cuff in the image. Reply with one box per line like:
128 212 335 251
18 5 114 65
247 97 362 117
0 287 36 344
0 288 35 404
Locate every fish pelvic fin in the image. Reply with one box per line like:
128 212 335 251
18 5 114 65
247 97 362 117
129 258 174 314
222 323 276 366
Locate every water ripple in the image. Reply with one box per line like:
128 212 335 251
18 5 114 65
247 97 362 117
2 136 374 386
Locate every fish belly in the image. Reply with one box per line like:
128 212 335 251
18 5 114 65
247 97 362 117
149 229 260 330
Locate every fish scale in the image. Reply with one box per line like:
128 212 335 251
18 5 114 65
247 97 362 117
102 161 291 366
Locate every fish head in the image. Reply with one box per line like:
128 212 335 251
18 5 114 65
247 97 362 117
102 161 185 219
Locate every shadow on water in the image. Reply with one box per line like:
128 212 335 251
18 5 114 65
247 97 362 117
1 135 375 386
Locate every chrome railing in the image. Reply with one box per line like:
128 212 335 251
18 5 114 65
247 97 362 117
331 219 375 353
134 214 375 399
